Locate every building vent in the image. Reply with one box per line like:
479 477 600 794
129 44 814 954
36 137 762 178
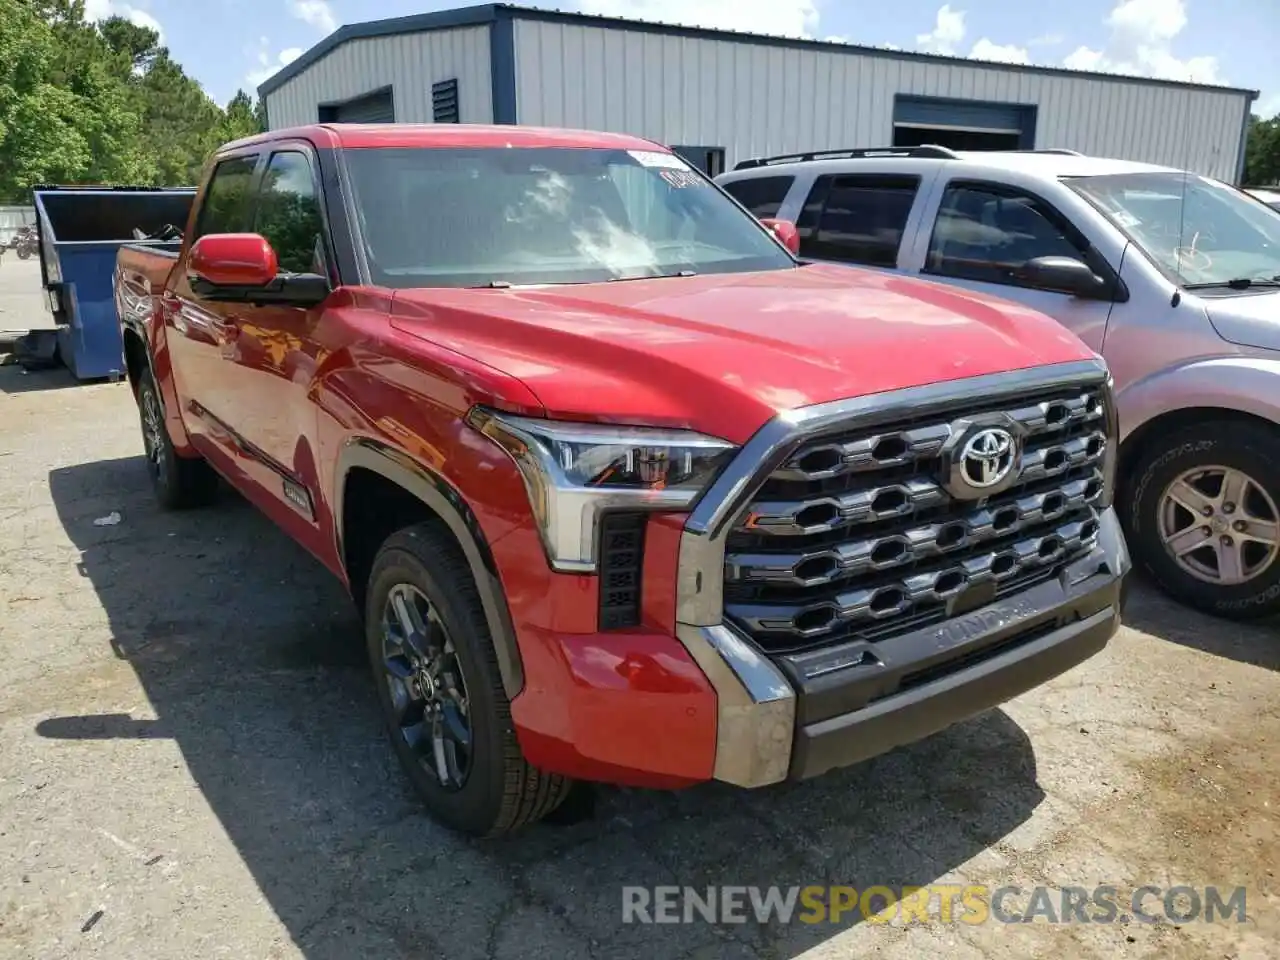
432 79 459 123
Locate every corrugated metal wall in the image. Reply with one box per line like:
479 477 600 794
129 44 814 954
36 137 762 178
265 27 492 129
0 206 35 245
511 20 1249 180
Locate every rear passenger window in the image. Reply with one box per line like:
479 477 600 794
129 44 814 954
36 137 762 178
194 155 259 239
925 183 1088 286
720 175 795 219
796 175 920 268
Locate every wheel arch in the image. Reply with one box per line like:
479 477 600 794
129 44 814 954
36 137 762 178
334 438 524 699
1119 406 1280 497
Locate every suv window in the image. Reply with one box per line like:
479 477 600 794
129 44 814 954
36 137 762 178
720 175 794 219
797 174 920 268
195 155 258 239
925 183 1088 287
254 151 325 275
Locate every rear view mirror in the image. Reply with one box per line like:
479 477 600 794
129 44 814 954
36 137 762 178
188 233 329 306
1014 255 1109 298
760 217 801 256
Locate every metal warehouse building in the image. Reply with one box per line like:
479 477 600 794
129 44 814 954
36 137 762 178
257 2 1258 182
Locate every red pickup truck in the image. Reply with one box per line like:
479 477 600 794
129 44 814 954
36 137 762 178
114 123 1131 837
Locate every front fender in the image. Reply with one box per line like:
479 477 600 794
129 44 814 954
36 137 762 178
1116 356 1280 443
334 437 525 699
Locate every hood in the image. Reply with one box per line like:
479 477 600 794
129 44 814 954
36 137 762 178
1203 289 1280 353
390 264 1095 445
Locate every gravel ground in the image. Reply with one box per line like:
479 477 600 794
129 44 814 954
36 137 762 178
1 356 1277 960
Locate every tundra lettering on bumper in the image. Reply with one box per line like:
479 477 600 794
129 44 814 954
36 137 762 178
671 359 1130 788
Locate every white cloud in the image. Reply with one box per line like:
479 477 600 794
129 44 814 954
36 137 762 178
1256 93 1280 120
574 0 818 38
1062 0 1219 83
83 0 165 43
289 0 339 34
247 40 304 88
915 5 1029 65
916 3 965 55
970 38 1030 64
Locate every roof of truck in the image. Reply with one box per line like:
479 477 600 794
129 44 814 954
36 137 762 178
220 123 667 153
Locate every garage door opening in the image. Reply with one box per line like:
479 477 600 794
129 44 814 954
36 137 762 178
893 124 1021 151
893 95 1035 152
318 87 395 124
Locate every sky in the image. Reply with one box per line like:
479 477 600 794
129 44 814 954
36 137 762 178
83 0 1280 117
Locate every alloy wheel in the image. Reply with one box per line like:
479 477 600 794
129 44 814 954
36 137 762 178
1157 465 1280 586
141 386 167 484
379 583 472 790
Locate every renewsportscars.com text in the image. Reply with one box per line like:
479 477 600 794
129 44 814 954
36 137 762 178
621 884 1248 925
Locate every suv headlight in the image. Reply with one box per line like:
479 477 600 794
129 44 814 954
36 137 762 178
467 407 737 572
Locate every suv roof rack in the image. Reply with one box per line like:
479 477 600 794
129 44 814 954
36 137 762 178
733 145 958 170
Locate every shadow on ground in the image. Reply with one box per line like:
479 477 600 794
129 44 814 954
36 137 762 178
1121 577 1280 672
0 361 88 395
41 454 1046 959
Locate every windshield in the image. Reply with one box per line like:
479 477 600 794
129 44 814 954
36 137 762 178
1068 172 1280 289
342 146 795 288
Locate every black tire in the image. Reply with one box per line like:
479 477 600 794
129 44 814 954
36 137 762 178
16 245 31 260
1124 421 1280 620
136 367 219 510
365 523 571 837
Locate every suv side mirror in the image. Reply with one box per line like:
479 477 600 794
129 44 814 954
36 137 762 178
1014 255 1110 299
188 233 329 306
760 217 801 256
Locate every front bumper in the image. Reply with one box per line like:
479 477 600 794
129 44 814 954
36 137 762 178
677 506 1131 787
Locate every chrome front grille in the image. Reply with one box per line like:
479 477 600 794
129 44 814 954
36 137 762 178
723 381 1110 654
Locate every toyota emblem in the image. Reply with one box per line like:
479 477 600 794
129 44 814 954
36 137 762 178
960 427 1016 489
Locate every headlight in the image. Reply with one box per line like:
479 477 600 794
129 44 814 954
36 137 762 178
467 407 737 572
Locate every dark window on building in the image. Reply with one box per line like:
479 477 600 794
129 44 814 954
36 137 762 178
797 174 920 267
432 79 459 123
193 155 259 239
671 146 726 177
254 151 326 275
925 183 1088 287
720 176 795 219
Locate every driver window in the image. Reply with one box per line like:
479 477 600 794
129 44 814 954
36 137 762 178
926 183 1089 289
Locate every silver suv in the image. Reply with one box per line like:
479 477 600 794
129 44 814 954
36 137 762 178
717 146 1280 620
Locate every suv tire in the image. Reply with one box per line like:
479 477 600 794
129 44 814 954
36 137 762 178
365 523 572 837
137 368 219 510
1125 421 1280 620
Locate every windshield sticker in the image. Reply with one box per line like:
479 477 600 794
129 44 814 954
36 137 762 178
628 150 689 170
658 169 705 189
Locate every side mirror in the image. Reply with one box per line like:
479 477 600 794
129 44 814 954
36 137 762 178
188 233 329 306
1014 255 1109 298
760 217 801 256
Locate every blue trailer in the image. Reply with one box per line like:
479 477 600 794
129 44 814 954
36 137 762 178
32 186 195 381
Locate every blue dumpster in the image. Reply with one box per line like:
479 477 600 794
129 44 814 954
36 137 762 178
33 186 196 381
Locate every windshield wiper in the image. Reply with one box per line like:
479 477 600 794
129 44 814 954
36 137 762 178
1185 275 1280 290
608 269 698 283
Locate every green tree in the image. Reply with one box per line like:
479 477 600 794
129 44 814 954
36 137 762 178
0 0 270 201
1243 113 1280 187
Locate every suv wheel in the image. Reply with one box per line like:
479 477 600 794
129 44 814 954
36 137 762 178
137 368 219 509
365 523 572 837
1125 421 1280 620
